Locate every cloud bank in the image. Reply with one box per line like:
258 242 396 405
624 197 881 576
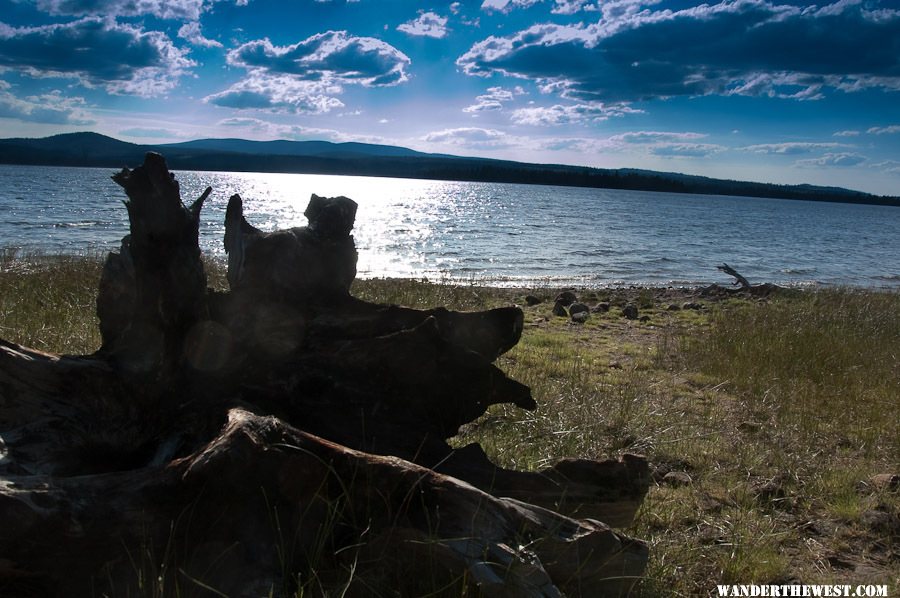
424 127 515 149
511 102 639 125
0 82 94 124
458 0 900 103
206 30 410 113
35 0 247 21
0 18 194 96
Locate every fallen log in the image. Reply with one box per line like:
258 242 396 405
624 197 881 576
0 153 649 596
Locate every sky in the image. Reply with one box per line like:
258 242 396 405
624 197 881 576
1 0 899 195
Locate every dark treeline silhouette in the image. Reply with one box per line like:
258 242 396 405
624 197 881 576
1 132 896 206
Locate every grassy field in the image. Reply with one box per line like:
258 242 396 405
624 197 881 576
1 252 898 596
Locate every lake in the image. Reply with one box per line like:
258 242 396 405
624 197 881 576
1 164 898 288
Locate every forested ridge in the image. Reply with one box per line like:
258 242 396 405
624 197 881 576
2 132 896 206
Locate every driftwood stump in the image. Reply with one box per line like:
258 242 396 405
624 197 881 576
0 153 649 596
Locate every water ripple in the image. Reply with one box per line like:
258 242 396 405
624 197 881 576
1 164 898 288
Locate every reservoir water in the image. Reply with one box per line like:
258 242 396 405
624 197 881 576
1 164 898 288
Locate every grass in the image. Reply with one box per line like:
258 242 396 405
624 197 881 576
1 252 898 596
0 249 105 354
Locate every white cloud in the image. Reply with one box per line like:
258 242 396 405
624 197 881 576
397 11 449 39
205 74 345 114
833 130 860 137
609 131 706 144
741 142 848 155
0 84 94 124
537 136 601 152
423 126 516 149
464 100 503 113
650 143 726 157
510 102 639 125
177 21 223 49
795 152 868 167
217 116 383 143
463 85 525 113
551 0 597 15
35 0 248 21
209 31 410 114
458 0 900 103
589 129 723 158
226 31 411 87
480 0 541 13
867 125 900 135
871 160 900 174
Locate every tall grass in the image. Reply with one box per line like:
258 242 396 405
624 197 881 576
350 278 504 311
0 249 104 354
642 289 900 595
681 290 899 461
2 253 897 595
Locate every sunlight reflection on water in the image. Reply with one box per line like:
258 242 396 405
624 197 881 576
2 165 898 288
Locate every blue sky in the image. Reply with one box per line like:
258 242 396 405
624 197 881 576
1 0 899 194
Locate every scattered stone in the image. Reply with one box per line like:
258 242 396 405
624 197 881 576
667 303 681 311
525 294 542 306
652 459 694 483
591 302 610 313
651 465 668 483
569 302 589 316
869 473 900 492
700 284 727 297
552 301 568 317
682 302 703 310
639 315 651 322
662 471 692 487
622 304 639 320
571 311 590 324
555 291 578 307
609 361 623 370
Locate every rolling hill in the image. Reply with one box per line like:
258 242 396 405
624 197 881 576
0 132 896 207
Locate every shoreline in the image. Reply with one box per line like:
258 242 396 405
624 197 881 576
4 250 899 292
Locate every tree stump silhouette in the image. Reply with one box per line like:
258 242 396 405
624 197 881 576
0 153 649 597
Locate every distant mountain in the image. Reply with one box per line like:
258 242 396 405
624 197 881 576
0 132 147 165
157 138 442 159
0 132 897 207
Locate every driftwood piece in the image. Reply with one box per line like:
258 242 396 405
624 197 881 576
0 408 647 596
0 153 650 595
704 263 787 298
717 262 751 290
